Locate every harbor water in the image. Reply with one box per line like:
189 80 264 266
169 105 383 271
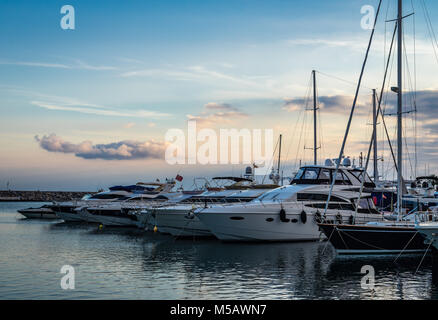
1 202 437 300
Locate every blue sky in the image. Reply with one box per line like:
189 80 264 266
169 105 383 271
1 0 438 190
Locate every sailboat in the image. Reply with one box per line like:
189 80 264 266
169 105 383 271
318 0 436 254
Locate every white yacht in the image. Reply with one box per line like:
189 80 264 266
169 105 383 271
52 189 133 222
18 205 58 219
52 182 175 222
76 180 188 227
77 190 193 227
194 164 382 242
151 182 277 237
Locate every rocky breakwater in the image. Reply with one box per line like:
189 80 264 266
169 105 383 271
0 190 95 202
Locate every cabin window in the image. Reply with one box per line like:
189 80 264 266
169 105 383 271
303 168 319 180
334 171 352 185
305 203 355 211
294 168 305 180
350 171 373 185
297 193 348 203
319 169 331 181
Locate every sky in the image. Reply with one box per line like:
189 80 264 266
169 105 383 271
1 0 438 191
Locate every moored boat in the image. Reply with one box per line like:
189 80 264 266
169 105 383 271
17 205 58 219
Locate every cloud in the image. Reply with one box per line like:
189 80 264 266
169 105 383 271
283 95 369 116
35 134 166 160
121 65 258 86
31 100 170 119
203 102 239 112
187 102 248 126
0 59 116 71
124 122 136 129
285 35 434 55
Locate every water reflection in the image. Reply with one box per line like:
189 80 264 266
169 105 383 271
1 202 438 299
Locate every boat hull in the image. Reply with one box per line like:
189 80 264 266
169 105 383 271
416 223 438 251
318 223 428 254
18 210 58 219
155 206 212 237
195 200 386 242
81 209 142 227
54 211 85 222
197 210 321 242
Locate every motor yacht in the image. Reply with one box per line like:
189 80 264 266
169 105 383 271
150 178 277 237
194 164 382 242
17 204 58 219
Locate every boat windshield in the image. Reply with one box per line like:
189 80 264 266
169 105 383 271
355 197 380 214
291 167 353 185
256 187 297 202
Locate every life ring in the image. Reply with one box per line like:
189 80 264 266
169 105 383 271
314 211 322 223
336 214 343 225
280 208 290 223
300 211 307 224
349 215 355 225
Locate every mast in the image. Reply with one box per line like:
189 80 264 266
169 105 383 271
278 134 282 186
373 89 379 183
397 0 403 217
277 134 282 173
312 70 318 165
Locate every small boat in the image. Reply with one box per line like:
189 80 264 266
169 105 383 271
17 205 58 219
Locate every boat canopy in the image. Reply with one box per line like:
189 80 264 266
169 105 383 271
109 185 155 192
291 165 375 188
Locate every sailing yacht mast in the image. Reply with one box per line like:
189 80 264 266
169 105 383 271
312 70 318 165
278 134 282 184
397 0 403 217
372 89 379 183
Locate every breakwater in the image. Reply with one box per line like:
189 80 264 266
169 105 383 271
0 190 94 202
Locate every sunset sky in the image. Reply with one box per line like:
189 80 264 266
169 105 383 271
1 0 438 191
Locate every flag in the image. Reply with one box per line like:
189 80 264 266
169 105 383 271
175 174 183 182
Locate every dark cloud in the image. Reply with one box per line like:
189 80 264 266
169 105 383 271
283 95 368 115
35 134 166 160
187 102 248 126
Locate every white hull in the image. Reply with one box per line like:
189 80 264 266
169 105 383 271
196 203 383 242
55 211 85 222
76 209 103 224
155 205 212 237
81 211 141 227
416 223 438 251
137 209 157 230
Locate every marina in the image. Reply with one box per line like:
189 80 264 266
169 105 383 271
3 0 438 303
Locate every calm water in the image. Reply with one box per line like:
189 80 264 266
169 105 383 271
1 202 438 300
